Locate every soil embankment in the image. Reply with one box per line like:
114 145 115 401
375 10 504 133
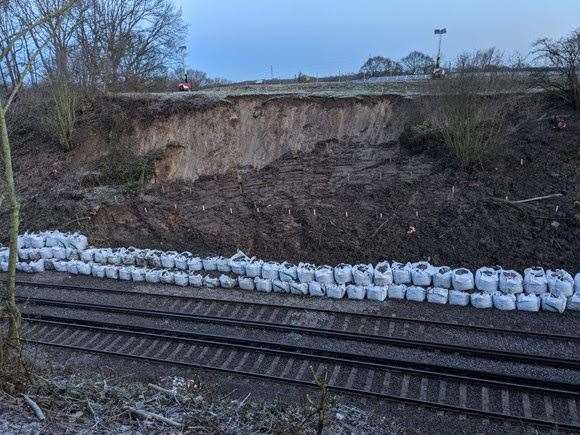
4 92 578 270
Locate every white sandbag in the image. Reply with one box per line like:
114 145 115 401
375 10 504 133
353 264 374 286
326 284 346 299
567 293 580 311
229 251 250 275
432 266 452 288
0 261 8 272
475 267 499 293
91 263 106 278
516 293 540 312
255 277 272 293
245 260 263 278
334 264 353 285
161 251 177 269
80 248 94 262
523 267 548 294
499 270 523 294
427 287 448 304
18 248 30 261
29 233 45 249
411 261 432 286
202 256 218 271
107 250 122 265
66 261 79 275
308 281 325 297
174 271 189 286
27 249 41 261
216 257 231 273
146 250 162 268
93 249 109 264
145 269 161 283
69 232 88 251
29 259 45 273
367 285 387 301
272 279 290 293
131 268 146 282
541 293 566 313
187 257 203 272
17 262 32 273
279 262 298 282
160 270 174 284
174 253 189 271
448 289 470 306
105 265 119 279
470 292 493 309
118 266 133 281
290 282 308 295
493 293 516 310
406 286 426 302
203 275 219 288
315 265 335 286
52 247 68 260
546 269 574 297
219 274 237 289
297 263 316 283
346 284 365 300
77 261 92 276
261 261 280 280
575 273 580 293
66 248 79 261
392 262 412 284
121 248 138 265
452 268 475 291
388 284 407 299
373 262 393 286
44 231 60 247
238 276 255 291
188 273 203 287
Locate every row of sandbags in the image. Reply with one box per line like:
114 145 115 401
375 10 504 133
18 257 580 313
2 232 580 313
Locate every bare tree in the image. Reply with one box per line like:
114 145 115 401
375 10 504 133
401 51 434 75
75 0 187 90
360 56 403 76
454 47 505 72
0 0 78 389
531 31 580 109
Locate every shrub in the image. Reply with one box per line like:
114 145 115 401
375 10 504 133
45 78 79 151
424 73 517 168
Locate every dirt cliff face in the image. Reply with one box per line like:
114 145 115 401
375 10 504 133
125 95 414 182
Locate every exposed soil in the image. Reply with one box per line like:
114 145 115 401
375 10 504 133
2 93 578 271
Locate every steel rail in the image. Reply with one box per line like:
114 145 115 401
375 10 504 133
14 279 580 342
23 317 580 433
18 295 580 371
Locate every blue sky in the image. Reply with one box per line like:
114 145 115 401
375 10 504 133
173 0 579 81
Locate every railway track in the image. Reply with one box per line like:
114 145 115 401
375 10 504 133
23 315 580 432
17 295 580 370
14 279 580 431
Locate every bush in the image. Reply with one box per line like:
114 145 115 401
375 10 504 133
399 121 445 157
45 78 79 151
424 73 517 168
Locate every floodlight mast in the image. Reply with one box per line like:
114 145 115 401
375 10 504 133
434 28 446 68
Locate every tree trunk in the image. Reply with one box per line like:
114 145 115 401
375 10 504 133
0 107 21 348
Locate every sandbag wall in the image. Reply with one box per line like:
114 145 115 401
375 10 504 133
3 230 580 314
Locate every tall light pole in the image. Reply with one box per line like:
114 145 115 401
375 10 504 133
434 28 447 68
178 45 187 82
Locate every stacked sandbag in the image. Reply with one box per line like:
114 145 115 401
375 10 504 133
3 230 579 315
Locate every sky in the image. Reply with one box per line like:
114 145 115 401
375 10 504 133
173 0 580 82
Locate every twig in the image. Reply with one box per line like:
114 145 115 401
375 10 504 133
126 406 181 427
238 392 251 408
492 193 562 204
22 394 45 421
147 383 176 396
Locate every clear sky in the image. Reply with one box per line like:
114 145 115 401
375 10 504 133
173 0 580 81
